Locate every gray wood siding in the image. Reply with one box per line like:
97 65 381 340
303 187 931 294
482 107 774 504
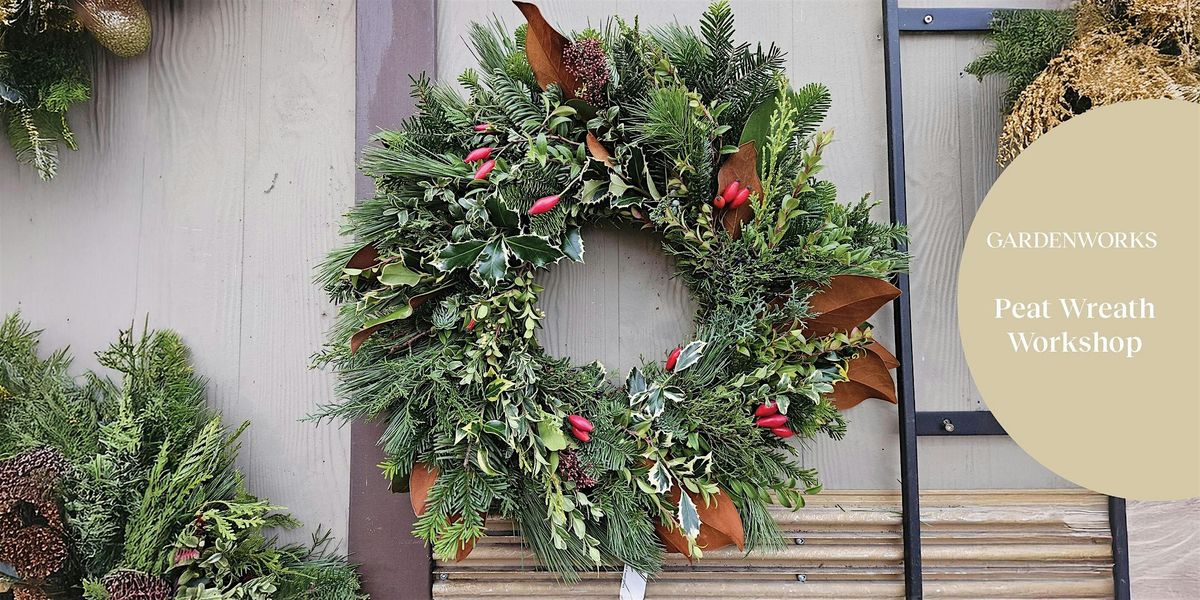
1 1 1194 596
0 0 356 543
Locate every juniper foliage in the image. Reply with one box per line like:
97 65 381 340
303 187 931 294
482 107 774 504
0 315 365 599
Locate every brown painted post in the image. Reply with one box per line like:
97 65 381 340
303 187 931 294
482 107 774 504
351 1 437 598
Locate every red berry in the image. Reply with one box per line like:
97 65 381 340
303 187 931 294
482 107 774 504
771 426 795 438
466 319 476 330
712 195 726 209
571 427 591 443
473 159 496 180
473 123 491 132
754 402 778 418
730 187 750 209
721 181 741 204
567 414 593 433
529 195 560 215
464 147 494 163
665 347 682 372
756 414 788 428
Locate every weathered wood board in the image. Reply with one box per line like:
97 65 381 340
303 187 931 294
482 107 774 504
0 0 356 543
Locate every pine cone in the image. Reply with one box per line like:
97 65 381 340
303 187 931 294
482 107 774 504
0 517 68 580
102 571 173 600
13 588 54 600
0 448 67 523
563 38 609 105
72 0 152 58
0 449 69 581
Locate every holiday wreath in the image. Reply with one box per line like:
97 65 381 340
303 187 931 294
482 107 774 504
316 1 908 578
967 0 1199 164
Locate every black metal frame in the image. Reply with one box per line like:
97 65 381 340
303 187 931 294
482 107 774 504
880 3 1131 598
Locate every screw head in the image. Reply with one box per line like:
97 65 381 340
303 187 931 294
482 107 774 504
942 418 956 432
923 14 934 24
797 574 807 582
438 572 449 581
794 537 805 545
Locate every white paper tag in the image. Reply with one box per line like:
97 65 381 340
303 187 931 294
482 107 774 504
618 564 647 600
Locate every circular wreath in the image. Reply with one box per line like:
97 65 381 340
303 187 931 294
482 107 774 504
317 1 908 579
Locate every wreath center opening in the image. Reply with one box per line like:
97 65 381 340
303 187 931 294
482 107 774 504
535 223 698 379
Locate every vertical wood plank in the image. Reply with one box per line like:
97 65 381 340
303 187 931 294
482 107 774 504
240 0 355 542
133 0 253 432
352 0 437 597
0 46 150 370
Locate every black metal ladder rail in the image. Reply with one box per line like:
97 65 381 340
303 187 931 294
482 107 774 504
880 3 1131 598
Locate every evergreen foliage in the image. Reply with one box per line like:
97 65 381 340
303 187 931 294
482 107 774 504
316 1 907 580
965 9 1076 109
0 0 92 180
968 0 1199 163
0 315 365 600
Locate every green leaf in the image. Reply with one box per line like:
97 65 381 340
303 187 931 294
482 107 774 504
363 305 414 328
482 420 506 436
538 419 568 451
437 239 487 272
740 93 780 149
648 461 672 494
507 234 565 267
673 340 707 372
581 178 606 204
379 262 422 287
608 173 630 199
475 239 509 287
626 367 646 396
677 491 701 538
644 385 665 417
561 227 584 262
486 195 520 229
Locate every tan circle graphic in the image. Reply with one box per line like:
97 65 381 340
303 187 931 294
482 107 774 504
958 99 1200 501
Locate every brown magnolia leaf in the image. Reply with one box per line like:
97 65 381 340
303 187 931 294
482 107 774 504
831 347 897 410
348 324 384 355
867 341 899 370
655 485 745 559
346 243 380 270
446 514 480 562
513 1 578 99
408 462 439 517
803 275 901 338
406 463 480 561
586 132 614 167
717 142 761 239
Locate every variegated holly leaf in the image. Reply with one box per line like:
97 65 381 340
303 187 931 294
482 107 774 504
677 490 701 538
648 460 672 494
644 385 665 417
475 239 509 287
561 227 584 262
507 234 565 267
437 239 488 272
626 367 647 396
672 340 706 372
